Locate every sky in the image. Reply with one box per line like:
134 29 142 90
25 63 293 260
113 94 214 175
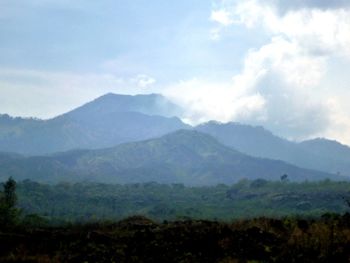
1 0 350 144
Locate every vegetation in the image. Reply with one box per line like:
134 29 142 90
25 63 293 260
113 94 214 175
196 121 350 176
0 177 20 228
0 130 337 185
15 179 350 222
1 178 350 262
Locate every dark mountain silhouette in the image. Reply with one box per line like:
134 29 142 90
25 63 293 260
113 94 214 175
0 130 336 185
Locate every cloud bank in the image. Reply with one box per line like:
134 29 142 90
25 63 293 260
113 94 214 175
166 0 350 142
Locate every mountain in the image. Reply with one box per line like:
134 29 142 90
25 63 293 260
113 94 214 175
0 94 189 155
0 130 337 185
196 121 350 176
2 93 350 178
196 121 299 160
298 138 350 176
66 93 183 119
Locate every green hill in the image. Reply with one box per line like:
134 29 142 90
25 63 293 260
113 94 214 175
0 130 337 185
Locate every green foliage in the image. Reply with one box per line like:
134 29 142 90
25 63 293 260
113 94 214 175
21 214 49 228
1 178 350 262
0 130 337 184
14 179 350 222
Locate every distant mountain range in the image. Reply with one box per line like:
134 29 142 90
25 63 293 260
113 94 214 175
196 121 350 176
0 130 335 185
0 94 188 155
0 92 349 183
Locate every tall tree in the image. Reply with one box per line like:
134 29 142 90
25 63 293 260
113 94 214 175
3 177 17 208
0 177 19 228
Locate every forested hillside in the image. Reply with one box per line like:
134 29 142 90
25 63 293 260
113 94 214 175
0 130 337 184
2 93 350 180
197 121 350 176
15 179 350 222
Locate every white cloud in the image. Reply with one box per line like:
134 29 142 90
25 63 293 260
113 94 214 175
324 98 350 144
164 78 266 125
132 74 156 88
266 0 350 13
212 0 350 56
239 3 350 57
163 36 331 139
210 9 233 26
204 0 350 142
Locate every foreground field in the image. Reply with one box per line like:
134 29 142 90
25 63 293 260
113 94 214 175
1 215 350 262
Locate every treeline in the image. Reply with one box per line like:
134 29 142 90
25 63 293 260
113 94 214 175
1 178 350 262
14 178 350 222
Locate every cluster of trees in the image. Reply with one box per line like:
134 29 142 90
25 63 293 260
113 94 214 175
0 178 48 229
13 178 350 222
1 177 350 261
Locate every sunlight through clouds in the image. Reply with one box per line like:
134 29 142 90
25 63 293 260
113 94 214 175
202 0 350 142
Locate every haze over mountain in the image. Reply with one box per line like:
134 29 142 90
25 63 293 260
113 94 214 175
1 92 350 180
0 93 188 155
0 130 337 185
67 93 183 119
196 122 350 176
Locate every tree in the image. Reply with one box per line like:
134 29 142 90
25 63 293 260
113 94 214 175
280 174 289 182
0 177 19 228
3 177 17 208
250 178 268 188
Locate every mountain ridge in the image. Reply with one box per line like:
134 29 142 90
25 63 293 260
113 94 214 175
196 121 350 176
0 130 339 185
1 93 350 178
0 93 189 155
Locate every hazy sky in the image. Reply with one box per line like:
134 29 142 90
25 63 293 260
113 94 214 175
1 0 350 144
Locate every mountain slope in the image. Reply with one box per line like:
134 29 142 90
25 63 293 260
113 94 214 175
196 121 350 176
0 94 189 155
0 130 337 185
298 138 350 175
196 121 299 160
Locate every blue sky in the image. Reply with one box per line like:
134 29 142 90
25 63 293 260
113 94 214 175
1 0 350 144
1 0 251 79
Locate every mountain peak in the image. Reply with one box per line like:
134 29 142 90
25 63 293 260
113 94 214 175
97 93 164 100
302 137 340 144
300 137 350 153
66 93 183 120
